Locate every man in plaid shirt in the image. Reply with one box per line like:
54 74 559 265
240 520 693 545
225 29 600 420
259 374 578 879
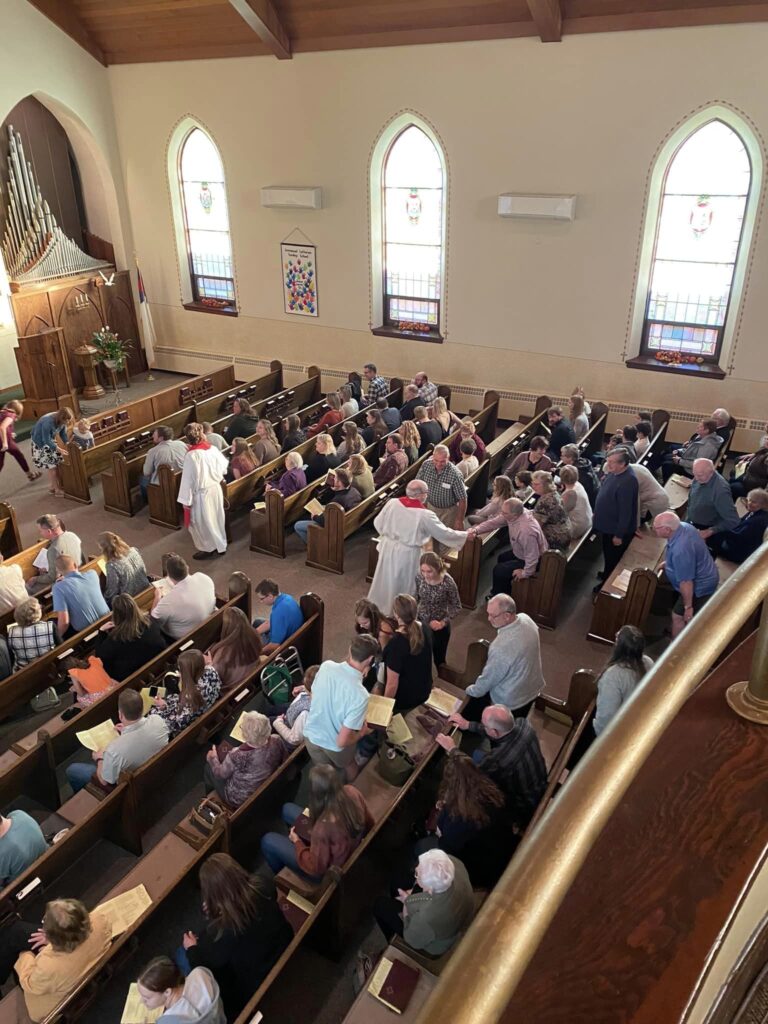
414 371 438 406
417 445 467 534
361 363 389 406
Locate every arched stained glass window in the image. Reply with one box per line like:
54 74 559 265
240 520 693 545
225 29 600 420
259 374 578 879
178 128 235 308
643 120 751 363
382 125 445 333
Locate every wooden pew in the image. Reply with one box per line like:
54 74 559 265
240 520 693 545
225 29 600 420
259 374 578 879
58 364 239 504
144 369 323 529
193 360 283 423
0 502 22 560
0 550 104 635
587 523 665 644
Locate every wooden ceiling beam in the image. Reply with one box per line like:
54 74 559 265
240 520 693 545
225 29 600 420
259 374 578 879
25 0 107 66
526 0 563 41
226 0 292 59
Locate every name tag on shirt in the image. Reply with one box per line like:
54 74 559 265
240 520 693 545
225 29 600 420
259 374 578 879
441 482 452 488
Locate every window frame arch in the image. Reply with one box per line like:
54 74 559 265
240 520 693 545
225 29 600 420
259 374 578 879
627 105 763 375
166 116 238 315
369 111 449 343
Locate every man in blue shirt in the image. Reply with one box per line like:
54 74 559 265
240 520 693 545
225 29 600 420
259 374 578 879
654 512 719 637
253 578 304 655
52 555 109 637
0 810 47 886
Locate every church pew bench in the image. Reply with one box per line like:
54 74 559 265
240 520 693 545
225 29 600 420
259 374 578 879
0 551 104 636
144 369 324 529
58 364 240 503
0 502 22 560
0 575 252 808
192 360 283 423
587 524 666 645
0 823 228 1024
303 395 500 574
578 403 608 460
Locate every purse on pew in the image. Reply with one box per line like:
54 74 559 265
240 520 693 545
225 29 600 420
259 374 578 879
188 797 226 837
30 686 61 713
377 740 416 786
261 646 304 706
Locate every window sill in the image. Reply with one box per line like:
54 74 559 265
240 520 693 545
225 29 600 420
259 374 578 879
183 301 238 318
371 325 443 344
625 354 726 381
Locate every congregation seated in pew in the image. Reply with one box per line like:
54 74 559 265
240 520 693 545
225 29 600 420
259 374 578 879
141 425 187 500
531 471 571 551
456 438 479 480
67 653 116 707
376 396 401 433
204 710 284 808
223 397 260 445
250 419 281 465
267 450 307 497
148 649 222 739
349 452 375 498
98 530 150 605
293 467 362 546
135 956 226 1024
468 498 547 595
468 473 513 524
559 465 593 537
660 416 724 481
52 553 109 639
94 593 165 681
593 625 654 738
253 578 304 655
398 419 421 464
557 444 599 507
228 437 259 479
203 420 228 451
280 413 306 452
151 554 217 640
305 431 340 482
0 551 27 614
505 435 553 479
26 513 83 595
272 664 318 751
205 606 265 688
448 418 487 464
729 427 768 497
307 392 344 437
707 488 768 563
8 597 58 669
336 420 366 459
373 433 408 487
0 809 47 888
545 406 576 460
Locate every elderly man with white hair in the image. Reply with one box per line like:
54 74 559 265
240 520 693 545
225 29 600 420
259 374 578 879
654 511 720 636
707 488 768 564
373 848 474 955
686 458 740 539
468 498 548 594
712 408 733 448
368 479 468 614
399 383 424 421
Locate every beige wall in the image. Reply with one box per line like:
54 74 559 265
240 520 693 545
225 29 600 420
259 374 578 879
106 26 768 446
0 0 135 391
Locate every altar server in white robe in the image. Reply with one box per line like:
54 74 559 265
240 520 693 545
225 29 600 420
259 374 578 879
178 422 229 560
368 479 469 614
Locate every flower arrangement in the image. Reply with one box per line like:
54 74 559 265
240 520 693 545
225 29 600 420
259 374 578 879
91 326 133 371
653 350 705 367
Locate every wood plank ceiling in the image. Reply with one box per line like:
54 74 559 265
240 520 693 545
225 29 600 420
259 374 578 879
26 0 768 65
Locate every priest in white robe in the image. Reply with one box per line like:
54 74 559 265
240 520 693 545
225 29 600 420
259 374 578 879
178 422 229 559
368 479 469 614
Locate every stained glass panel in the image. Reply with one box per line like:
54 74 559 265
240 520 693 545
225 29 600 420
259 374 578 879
643 119 751 361
383 126 445 330
179 128 235 306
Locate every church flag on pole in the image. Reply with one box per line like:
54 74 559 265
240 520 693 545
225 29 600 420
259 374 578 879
136 264 156 368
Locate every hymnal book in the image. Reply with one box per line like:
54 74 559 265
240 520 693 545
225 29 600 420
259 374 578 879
366 694 395 729
425 689 461 717
253 500 266 512
368 956 420 1014
612 569 632 594
96 883 152 938
96 556 108 574
230 712 248 744
387 714 413 745
76 720 119 752
121 983 163 1023
33 547 49 571
670 473 692 489
279 889 314 933
304 498 325 517
140 687 166 715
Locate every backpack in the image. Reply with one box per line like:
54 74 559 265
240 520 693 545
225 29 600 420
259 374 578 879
261 646 304 707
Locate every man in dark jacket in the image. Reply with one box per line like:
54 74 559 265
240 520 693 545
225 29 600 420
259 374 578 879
376 397 401 432
293 468 361 545
707 488 768 564
546 407 576 460
399 384 424 422
593 449 639 586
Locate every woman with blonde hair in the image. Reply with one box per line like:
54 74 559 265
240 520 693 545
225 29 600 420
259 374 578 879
30 406 74 496
380 593 433 710
307 393 343 437
205 606 265 688
468 475 513 525
228 438 258 479
8 597 57 669
399 420 420 464
415 553 462 668
179 422 229 559
336 421 365 459
251 419 280 465
430 396 459 437
560 464 593 538
0 399 40 483
204 710 284 807
348 453 374 498
149 649 221 737
98 531 150 604
531 470 571 550
338 384 358 419
304 432 340 483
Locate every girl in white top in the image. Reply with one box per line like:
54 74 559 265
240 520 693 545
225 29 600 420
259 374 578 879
569 395 590 444
559 465 593 537
457 439 479 481
272 665 317 750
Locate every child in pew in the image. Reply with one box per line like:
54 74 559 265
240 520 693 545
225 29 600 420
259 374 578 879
66 653 116 708
272 664 318 751
514 471 533 502
468 474 513 525
71 418 94 451
260 764 373 882
456 438 479 481
136 956 225 1024
203 422 228 452
148 649 221 739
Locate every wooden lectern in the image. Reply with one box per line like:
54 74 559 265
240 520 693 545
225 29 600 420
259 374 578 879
14 327 80 419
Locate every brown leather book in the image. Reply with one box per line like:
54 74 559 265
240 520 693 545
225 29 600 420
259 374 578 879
368 956 420 1014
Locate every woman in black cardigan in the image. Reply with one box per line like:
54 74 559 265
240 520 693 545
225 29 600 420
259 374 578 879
180 853 291 1019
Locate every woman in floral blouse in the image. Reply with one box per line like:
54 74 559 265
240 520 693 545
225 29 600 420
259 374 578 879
414 552 462 669
150 649 221 738
531 471 571 551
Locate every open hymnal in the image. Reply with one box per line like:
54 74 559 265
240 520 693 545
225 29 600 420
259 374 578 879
140 687 166 715
33 547 49 571
425 689 461 717
96 556 108 574
387 714 413 745
368 955 420 1014
230 711 248 744
304 498 325 518
120 983 163 1024
76 720 119 752
612 569 633 594
96 883 152 938
366 694 395 729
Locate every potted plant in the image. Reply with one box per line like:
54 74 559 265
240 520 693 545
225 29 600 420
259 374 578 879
91 326 133 371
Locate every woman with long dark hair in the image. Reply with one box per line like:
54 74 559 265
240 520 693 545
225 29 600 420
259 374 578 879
149 649 221 737
205 606 264 688
177 853 291 1019
380 593 433 710
260 765 373 880
593 625 653 735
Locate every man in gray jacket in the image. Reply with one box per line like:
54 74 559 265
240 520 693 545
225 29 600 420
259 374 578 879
686 459 740 539
661 417 723 482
